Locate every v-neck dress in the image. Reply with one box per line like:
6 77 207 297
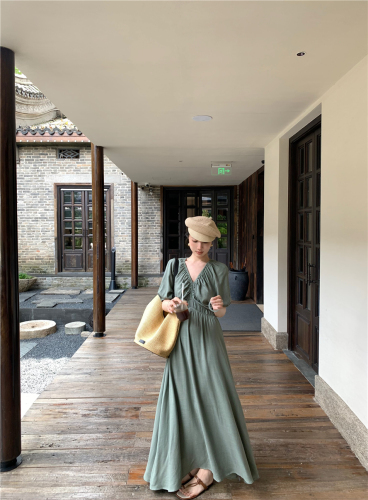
143 258 259 492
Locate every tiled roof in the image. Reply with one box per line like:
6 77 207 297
17 126 83 136
16 118 89 143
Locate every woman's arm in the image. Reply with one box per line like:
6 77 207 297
211 265 232 316
214 306 226 318
210 295 226 317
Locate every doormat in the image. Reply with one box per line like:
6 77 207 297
217 304 264 332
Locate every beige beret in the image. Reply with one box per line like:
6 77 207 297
185 216 221 242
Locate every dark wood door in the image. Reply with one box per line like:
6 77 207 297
58 186 111 272
85 188 111 271
289 123 321 373
238 166 264 303
164 187 232 267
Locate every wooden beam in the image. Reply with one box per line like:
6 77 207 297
0 47 22 472
131 181 138 289
91 144 105 337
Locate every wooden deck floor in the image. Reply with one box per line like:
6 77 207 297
2 288 367 499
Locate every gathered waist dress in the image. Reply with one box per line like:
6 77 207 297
143 258 259 492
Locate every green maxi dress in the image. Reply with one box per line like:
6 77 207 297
143 257 259 492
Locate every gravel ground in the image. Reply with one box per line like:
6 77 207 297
21 323 91 393
20 292 124 394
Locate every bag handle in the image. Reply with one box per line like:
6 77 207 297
171 257 179 298
173 256 179 278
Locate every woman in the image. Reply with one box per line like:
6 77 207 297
143 216 259 498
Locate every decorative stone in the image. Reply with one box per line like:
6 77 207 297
40 288 81 295
81 331 91 337
107 289 125 294
83 289 93 294
20 320 57 340
65 321 86 335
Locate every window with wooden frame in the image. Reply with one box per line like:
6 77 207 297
57 185 112 272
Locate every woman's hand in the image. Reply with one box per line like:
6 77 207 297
162 297 188 314
209 295 223 310
210 295 226 318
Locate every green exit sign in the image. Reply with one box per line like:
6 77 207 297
211 163 232 176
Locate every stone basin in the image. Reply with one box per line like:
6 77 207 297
20 320 57 339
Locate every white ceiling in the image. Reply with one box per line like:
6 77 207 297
2 1 367 185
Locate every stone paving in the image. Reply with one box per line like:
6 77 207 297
19 291 38 303
35 300 58 308
20 288 126 309
31 298 84 304
20 341 38 358
39 288 82 295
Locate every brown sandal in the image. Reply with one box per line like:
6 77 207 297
175 474 214 499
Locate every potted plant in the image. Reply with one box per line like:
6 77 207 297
228 261 249 301
19 273 37 293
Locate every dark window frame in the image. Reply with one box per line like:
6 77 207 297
161 186 234 269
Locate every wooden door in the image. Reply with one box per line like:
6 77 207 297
163 187 232 267
289 121 321 373
85 188 111 272
58 186 111 272
238 166 264 302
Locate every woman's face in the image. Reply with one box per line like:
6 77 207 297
188 235 212 257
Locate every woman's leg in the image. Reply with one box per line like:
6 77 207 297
177 468 213 497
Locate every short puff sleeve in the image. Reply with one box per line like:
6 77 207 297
157 258 175 302
208 264 232 310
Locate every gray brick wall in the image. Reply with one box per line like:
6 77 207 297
17 146 161 283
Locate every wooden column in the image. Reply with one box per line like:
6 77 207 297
0 47 22 472
131 181 138 288
91 144 106 337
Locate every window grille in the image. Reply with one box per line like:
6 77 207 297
58 149 80 159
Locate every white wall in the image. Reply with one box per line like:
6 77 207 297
319 57 367 427
264 56 367 426
264 138 281 330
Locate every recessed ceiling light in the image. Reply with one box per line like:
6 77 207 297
297 52 306 56
192 115 213 121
